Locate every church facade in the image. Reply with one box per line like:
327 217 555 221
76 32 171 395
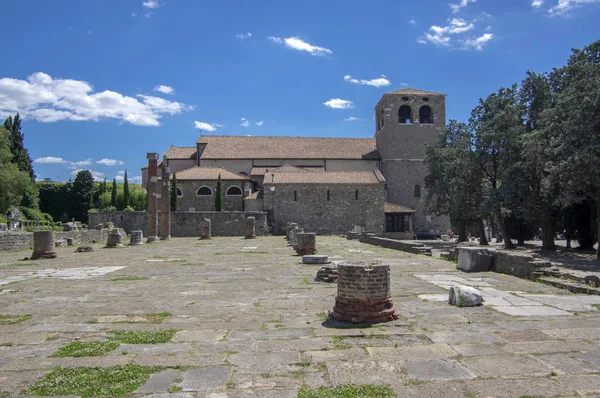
142 88 450 236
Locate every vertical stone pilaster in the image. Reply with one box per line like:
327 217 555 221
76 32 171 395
160 166 171 240
146 153 159 242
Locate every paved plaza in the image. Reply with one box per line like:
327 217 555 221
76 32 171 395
1 236 600 397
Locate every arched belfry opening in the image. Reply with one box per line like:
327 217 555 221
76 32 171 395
419 105 434 124
398 105 412 124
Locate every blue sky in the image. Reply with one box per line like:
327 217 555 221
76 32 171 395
1 0 597 183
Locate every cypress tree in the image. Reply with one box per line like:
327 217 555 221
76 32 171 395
215 174 222 211
3 114 34 179
123 170 130 208
111 178 117 208
170 172 178 211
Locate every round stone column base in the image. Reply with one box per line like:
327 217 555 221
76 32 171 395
31 250 57 260
330 297 398 324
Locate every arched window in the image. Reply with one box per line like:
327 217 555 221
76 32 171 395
399 105 412 124
176 187 183 198
226 186 242 196
419 105 434 124
197 186 213 196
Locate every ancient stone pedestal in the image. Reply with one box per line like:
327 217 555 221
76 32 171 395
457 247 494 272
301 255 330 265
31 231 57 259
289 227 303 247
330 261 398 324
129 230 144 245
295 233 316 255
449 285 483 307
200 218 211 239
65 237 74 246
245 217 256 239
106 228 123 248
286 223 298 241
75 246 94 253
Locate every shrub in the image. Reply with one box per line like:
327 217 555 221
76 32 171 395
88 208 99 213
102 206 117 212
20 207 54 223
123 206 134 212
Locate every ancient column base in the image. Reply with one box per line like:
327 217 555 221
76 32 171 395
295 247 316 255
330 297 398 324
31 250 57 260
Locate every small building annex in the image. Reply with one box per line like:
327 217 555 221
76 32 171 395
142 88 450 237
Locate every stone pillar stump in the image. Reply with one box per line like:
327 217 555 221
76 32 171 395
295 232 316 255
129 230 144 245
330 261 398 324
31 231 57 259
245 217 256 239
200 218 211 240
159 166 171 240
106 228 123 248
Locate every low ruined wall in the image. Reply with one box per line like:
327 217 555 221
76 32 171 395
0 229 109 252
492 251 546 278
360 235 425 254
88 211 268 237
383 232 413 240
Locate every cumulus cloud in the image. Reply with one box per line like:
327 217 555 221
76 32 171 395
69 159 92 168
531 0 544 7
408 19 417 24
344 117 364 122
418 18 493 51
344 75 391 88
153 85 174 94
240 117 249 127
268 36 332 56
34 157 67 164
142 0 160 8
0 72 191 126
97 158 124 166
324 98 353 109
236 32 252 39
450 0 477 12
462 33 494 51
194 121 220 132
255 121 264 126
549 0 600 14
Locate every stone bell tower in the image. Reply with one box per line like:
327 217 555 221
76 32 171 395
375 88 450 234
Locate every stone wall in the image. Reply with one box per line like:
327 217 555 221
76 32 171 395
492 251 548 279
0 229 108 252
88 211 268 237
383 231 413 240
175 180 246 212
360 234 431 256
262 183 384 235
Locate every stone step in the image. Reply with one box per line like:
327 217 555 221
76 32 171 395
537 276 600 296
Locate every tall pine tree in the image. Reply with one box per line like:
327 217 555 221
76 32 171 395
111 178 118 208
3 114 34 180
123 170 130 209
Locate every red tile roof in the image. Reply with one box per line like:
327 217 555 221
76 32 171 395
174 167 250 181
269 170 385 185
164 146 196 159
251 165 325 176
197 136 379 160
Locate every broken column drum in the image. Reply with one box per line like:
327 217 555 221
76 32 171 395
106 228 123 248
330 261 399 324
245 217 256 239
129 230 144 245
145 152 159 243
295 232 316 255
289 227 302 247
200 218 211 239
286 222 298 241
31 231 57 259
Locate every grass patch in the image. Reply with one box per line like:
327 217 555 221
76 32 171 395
51 341 120 357
109 329 177 344
298 384 395 398
288 370 306 379
316 312 328 321
25 364 163 397
167 385 182 393
0 314 32 325
109 276 149 281
592 304 600 311
331 335 352 349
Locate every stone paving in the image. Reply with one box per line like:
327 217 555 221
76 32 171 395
0 236 600 397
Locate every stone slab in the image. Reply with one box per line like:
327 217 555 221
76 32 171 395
399 359 476 381
181 366 232 392
554 375 600 395
501 340 598 355
172 330 227 342
449 343 505 357
462 355 554 377
368 344 457 361
495 329 554 342
536 353 600 375
543 328 600 341
326 360 404 386
426 331 500 345
228 329 312 340
467 377 574 398
0 332 56 345
114 343 193 355
227 351 300 365
136 369 182 394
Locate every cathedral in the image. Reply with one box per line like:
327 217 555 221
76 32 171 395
142 88 450 237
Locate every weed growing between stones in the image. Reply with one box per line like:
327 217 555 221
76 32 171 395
331 335 352 349
167 384 182 393
0 314 32 325
592 304 600 311
298 384 395 398
51 341 120 357
109 276 150 281
24 364 164 397
109 329 177 344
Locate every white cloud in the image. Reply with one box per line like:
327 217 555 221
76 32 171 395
142 0 160 8
240 117 249 127
97 158 124 166
549 0 600 14
194 121 219 132
69 159 92 168
236 32 252 39
462 33 494 51
324 98 354 110
0 72 191 126
268 36 332 56
255 121 264 126
344 75 391 88
153 85 174 94
450 0 477 12
34 156 67 164
70 169 105 182
531 0 544 7
408 19 417 24
130 175 142 182
115 175 125 182
344 117 364 122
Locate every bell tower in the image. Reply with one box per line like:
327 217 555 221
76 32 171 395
375 88 449 234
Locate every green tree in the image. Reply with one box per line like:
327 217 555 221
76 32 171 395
123 170 130 209
72 170 95 221
111 178 118 208
215 174 222 211
3 114 35 180
0 126 30 214
170 172 178 211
